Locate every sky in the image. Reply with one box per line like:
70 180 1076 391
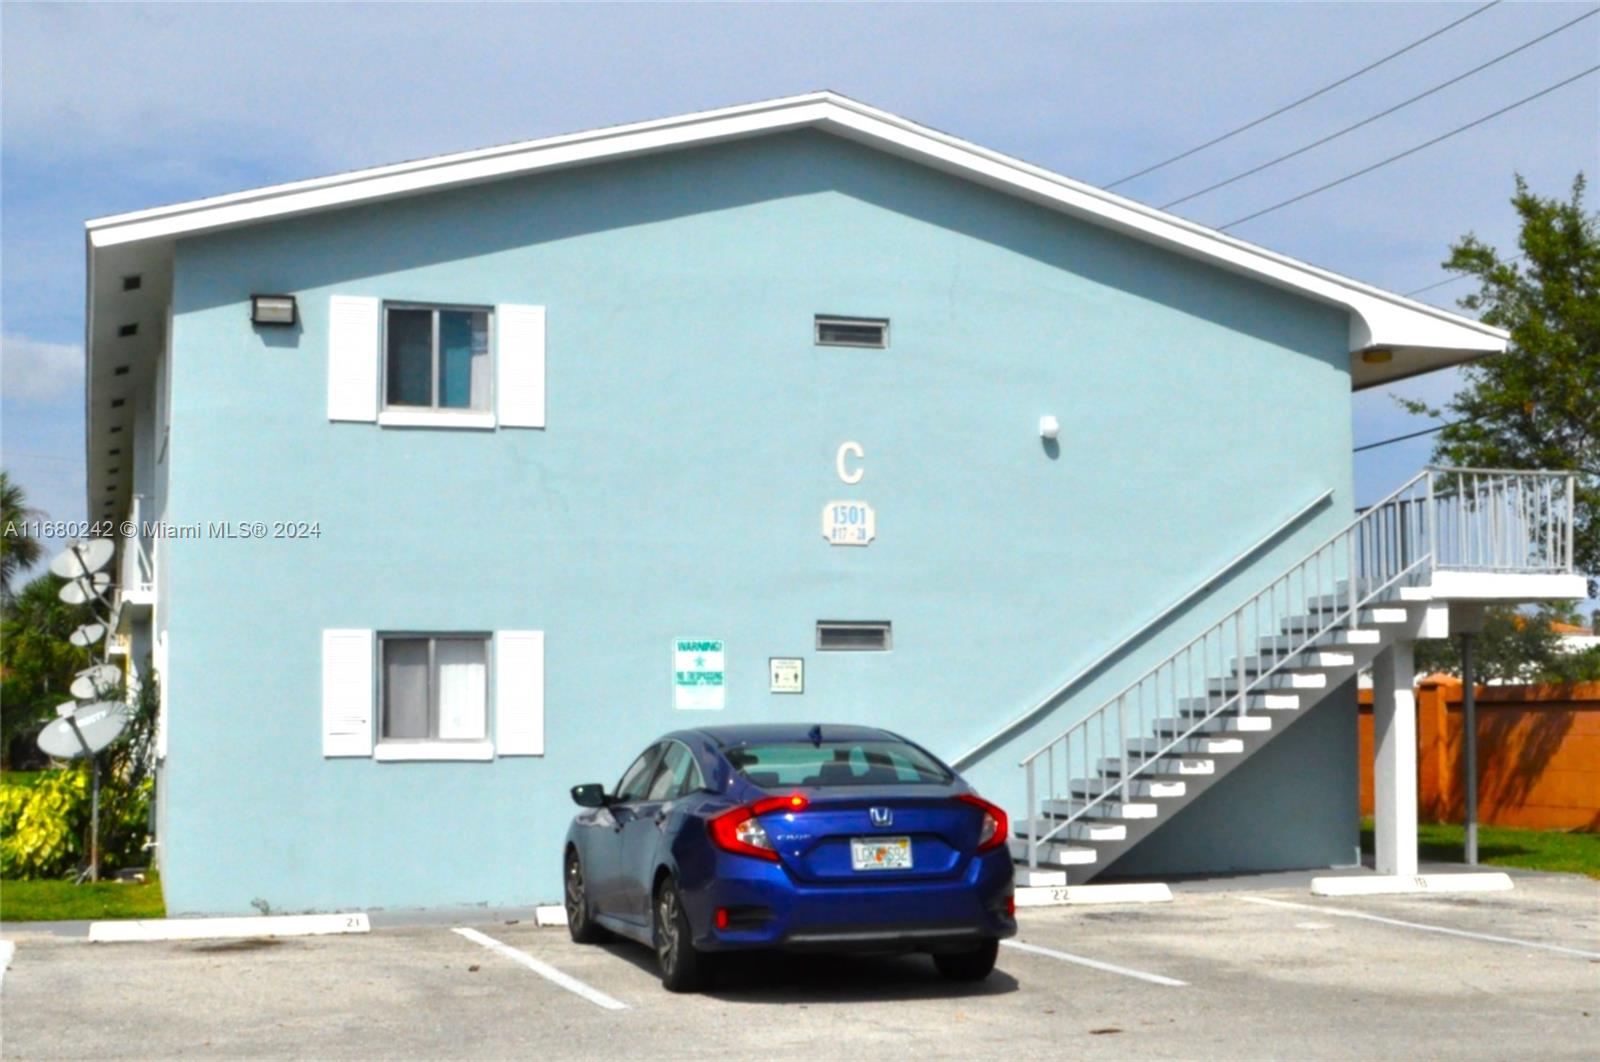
2 1 1597 591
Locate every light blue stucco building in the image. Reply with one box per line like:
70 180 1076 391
84 94 1555 915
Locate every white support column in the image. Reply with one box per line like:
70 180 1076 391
1371 640 1418 876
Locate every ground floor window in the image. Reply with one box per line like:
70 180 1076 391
381 635 488 741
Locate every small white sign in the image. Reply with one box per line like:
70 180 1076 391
673 639 725 710
822 501 876 546
769 657 804 694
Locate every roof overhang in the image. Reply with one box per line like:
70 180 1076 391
83 91 1507 514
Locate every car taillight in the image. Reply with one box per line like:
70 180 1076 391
957 793 1008 853
709 794 808 861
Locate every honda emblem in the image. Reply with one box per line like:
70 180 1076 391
869 807 893 827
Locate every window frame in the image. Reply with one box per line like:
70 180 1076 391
614 743 666 804
376 632 493 750
814 315 889 349
643 739 707 802
380 301 496 416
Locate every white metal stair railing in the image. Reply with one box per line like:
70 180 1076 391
1018 466 1578 872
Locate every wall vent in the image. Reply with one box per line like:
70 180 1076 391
816 621 892 651
815 316 888 348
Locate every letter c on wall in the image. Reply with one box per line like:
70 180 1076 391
836 442 865 485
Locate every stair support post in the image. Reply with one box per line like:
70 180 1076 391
1371 639 1419 876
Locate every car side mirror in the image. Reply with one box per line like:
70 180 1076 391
571 783 609 808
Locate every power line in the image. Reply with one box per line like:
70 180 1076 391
1161 8 1598 210
1403 253 1527 297
1220 64 1600 230
1105 0 1503 189
1354 422 1458 453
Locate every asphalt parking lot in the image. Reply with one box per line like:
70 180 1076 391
3 872 1597 1060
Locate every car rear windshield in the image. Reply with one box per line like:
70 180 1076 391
725 740 952 788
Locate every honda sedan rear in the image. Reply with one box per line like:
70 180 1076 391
563 724 1015 991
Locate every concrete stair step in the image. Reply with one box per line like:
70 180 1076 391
1208 671 1327 693
1042 797 1159 820
1098 755 1216 776
1156 713 1273 734
1014 817 1127 843
1238 650 1357 671
1281 608 1407 634
1259 628 1381 651
1126 735 1245 756
1179 691 1300 712
1008 839 1098 869
1071 777 1186 799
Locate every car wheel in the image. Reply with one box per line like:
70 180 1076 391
652 876 715 992
564 850 608 944
932 939 999 982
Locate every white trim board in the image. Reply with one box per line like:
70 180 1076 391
1310 872 1513 897
89 912 370 943
1015 882 1173 907
85 93 1502 361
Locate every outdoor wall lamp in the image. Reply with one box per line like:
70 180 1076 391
251 294 298 327
1039 415 1061 440
1360 347 1394 365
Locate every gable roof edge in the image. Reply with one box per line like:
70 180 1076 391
84 91 1505 363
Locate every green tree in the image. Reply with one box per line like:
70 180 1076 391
1414 603 1600 683
1 471 45 602
0 573 91 768
1402 175 1599 591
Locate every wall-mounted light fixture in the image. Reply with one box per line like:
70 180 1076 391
1360 347 1394 365
251 294 298 327
1039 415 1061 440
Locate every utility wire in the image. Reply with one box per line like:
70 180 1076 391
1105 0 1503 188
1220 64 1600 230
1354 422 1458 453
1161 8 1598 210
1403 253 1527 297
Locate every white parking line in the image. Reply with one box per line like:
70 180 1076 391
452 927 629 1010
1002 939 1187 987
1239 896 1600 959
0 940 13 992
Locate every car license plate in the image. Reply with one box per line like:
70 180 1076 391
850 836 912 871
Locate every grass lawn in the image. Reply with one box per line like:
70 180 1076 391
1361 819 1600 880
0 873 165 922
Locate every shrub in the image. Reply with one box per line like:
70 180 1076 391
1 769 87 878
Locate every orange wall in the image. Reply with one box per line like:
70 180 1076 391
1358 680 1600 832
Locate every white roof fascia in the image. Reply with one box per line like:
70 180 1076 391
84 91 1505 358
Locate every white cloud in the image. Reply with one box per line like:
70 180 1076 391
1 333 84 403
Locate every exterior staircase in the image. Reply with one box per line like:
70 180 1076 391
1011 467 1579 885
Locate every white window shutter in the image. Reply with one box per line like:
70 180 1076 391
496 304 545 428
323 629 374 757
327 296 380 422
495 630 544 756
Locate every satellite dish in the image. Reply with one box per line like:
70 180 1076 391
49 538 115 580
37 701 130 759
58 572 112 605
70 663 123 700
69 622 107 648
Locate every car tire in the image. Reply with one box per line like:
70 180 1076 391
564 849 608 944
932 939 999 982
653 876 716 993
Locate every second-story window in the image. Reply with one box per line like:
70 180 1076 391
385 304 492 412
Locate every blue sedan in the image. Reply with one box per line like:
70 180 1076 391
563 723 1015 991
